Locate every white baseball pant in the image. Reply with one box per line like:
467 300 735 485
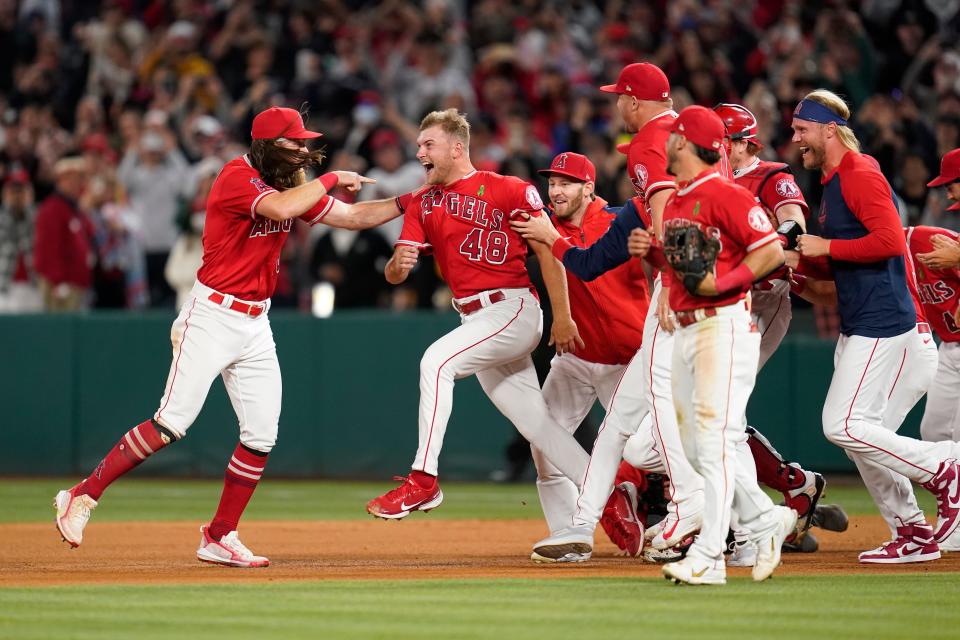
822 328 958 488
412 288 590 482
921 341 960 442
571 276 703 529
752 285 792 370
154 281 281 452
535 354 630 534
672 302 781 563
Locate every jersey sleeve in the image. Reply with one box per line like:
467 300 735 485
726 191 779 252
759 171 809 218
502 177 545 220
215 166 278 219
395 204 431 252
830 166 906 262
628 137 674 201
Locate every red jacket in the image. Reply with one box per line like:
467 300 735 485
33 192 93 288
552 197 650 365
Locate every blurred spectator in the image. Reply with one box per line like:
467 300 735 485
356 128 424 244
165 157 218 309
117 124 188 307
0 169 41 312
309 228 394 309
33 157 93 311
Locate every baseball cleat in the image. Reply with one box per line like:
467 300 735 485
651 502 703 550
531 525 593 563
642 545 684 563
785 469 825 542
366 475 444 520
858 524 941 564
54 484 97 548
662 556 726 585
939 525 960 552
783 530 818 553
196 525 269 568
921 460 960 543
752 506 797 582
726 539 757 567
599 482 644 557
811 503 849 532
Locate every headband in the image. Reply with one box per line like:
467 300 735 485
793 99 848 127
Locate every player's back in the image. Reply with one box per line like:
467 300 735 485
397 170 544 299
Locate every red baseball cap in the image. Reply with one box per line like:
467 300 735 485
251 107 322 140
927 148 960 187
538 152 596 183
599 63 670 101
671 105 726 151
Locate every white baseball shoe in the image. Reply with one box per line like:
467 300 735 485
662 556 726 585
752 506 797 581
54 484 97 548
939 524 960 552
651 503 703 550
531 525 593 564
196 526 270 568
726 539 757 567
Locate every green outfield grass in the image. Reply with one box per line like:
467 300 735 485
2 575 959 640
0 476 935 523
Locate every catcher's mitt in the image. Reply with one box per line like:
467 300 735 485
662 224 721 295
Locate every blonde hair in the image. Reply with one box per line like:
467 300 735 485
803 89 860 152
420 109 470 147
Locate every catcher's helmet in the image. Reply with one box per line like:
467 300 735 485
713 103 763 148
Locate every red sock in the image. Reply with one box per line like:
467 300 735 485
410 470 436 489
78 420 170 501
208 443 268 541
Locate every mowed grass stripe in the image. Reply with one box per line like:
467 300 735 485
0 477 934 523
0 575 958 640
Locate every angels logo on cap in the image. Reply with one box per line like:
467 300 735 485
775 178 801 199
748 206 773 232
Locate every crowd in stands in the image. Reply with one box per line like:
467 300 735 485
2 0 959 326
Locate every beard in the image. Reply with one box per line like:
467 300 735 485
666 147 678 176
249 139 326 190
553 191 584 220
802 144 826 170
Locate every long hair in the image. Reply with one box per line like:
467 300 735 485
248 139 326 190
804 89 860 153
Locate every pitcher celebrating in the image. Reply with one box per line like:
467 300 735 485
366 109 593 519
54 107 400 567
640 106 796 585
792 89 960 556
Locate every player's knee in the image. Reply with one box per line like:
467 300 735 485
821 408 847 445
152 418 184 443
240 424 278 453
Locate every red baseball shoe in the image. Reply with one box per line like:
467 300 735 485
367 475 444 519
858 523 941 564
600 482 644 556
922 460 960 543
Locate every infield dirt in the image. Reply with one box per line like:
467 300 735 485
4 515 958 587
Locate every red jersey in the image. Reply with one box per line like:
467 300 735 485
197 155 333 301
551 197 649 365
905 226 960 342
626 110 677 227
396 170 543 299
733 158 809 222
663 170 779 312
33 192 94 288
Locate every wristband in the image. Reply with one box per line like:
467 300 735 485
551 237 574 262
319 172 338 192
714 263 755 295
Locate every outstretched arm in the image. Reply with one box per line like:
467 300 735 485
258 171 375 221
530 240 584 354
321 197 405 230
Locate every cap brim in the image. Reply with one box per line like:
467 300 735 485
598 84 621 94
927 175 953 187
288 129 323 139
538 169 591 182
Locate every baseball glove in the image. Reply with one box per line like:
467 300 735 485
662 224 721 295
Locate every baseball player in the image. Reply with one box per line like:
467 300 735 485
636 105 796 585
917 149 960 271
713 103 830 564
365 109 594 519
54 107 401 567
527 152 652 557
514 63 707 563
791 89 960 559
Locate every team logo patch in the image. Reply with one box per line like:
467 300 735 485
634 164 648 190
525 185 544 209
748 206 773 232
775 178 801 199
250 177 270 193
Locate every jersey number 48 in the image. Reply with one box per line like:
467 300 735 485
459 228 509 265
